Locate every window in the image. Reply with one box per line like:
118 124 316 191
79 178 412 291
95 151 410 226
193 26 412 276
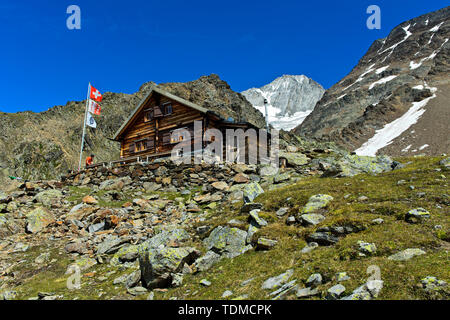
163 103 173 115
135 141 146 152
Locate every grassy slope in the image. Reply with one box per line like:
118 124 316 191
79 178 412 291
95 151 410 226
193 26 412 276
8 156 449 300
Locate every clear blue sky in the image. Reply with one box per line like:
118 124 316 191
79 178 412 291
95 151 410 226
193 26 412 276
0 0 447 112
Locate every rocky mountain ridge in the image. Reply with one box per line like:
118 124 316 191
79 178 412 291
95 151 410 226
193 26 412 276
295 6 450 157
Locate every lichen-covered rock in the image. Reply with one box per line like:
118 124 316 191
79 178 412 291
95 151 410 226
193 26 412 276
405 208 430 223
261 269 294 290
300 194 333 214
306 232 339 246
139 228 190 252
420 276 447 291
249 209 267 227
256 238 278 250
26 207 55 233
193 250 222 272
259 165 279 177
388 248 426 261
357 241 377 255
243 182 264 203
273 173 290 184
203 226 251 258
326 284 346 300
306 273 322 287
96 235 131 255
279 151 309 167
322 155 395 177
440 157 450 169
110 244 140 265
299 213 325 226
33 189 63 207
139 246 200 289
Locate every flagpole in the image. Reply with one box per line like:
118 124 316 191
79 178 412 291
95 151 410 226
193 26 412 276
78 82 91 171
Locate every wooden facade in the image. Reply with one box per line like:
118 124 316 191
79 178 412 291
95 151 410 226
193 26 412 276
113 87 269 162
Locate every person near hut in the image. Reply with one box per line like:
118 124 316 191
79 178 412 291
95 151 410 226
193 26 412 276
85 154 94 167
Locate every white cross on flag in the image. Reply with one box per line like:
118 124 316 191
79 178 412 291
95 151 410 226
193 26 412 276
90 85 103 102
86 112 97 128
88 99 101 115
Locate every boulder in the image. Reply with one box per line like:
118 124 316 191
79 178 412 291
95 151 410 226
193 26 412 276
322 155 395 177
306 232 339 246
139 246 200 289
357 241 377 255
388 248 426 261
261 269 294 290
243 182 264 203
300 194 333 214
193 250 222 272
405 208 430 223
249 209 267 227
34 189 63 207
26 207 55 233
299 213 325 226
82 195 98 205
326 284 346 300
203 226 251 259
279 151 309 166
65 203 94 223
259 165 279 177
256 238 278 250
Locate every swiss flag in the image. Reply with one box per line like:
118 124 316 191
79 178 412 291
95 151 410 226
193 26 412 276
90 85 103 102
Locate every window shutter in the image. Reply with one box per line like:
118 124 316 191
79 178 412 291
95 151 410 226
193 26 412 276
154 106 163 117
162 132 171 145
146 138 154 149
129 143 135 153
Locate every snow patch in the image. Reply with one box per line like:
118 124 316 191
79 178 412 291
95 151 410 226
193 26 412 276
430 22 444 32
402 145 412 152
369 75 398 90
419 144 429 151
375 65 389 74
410 38 449 70
355 87 437 156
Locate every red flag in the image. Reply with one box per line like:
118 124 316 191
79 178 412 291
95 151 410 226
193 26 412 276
88 99 101 115
90 85 103 102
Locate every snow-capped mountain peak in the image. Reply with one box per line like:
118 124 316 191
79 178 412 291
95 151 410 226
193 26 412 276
241 75 325 130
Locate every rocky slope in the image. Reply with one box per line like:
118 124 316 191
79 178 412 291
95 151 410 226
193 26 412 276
295 6 450 157
0 148 448 300
242 75 325 131
0 75 266 184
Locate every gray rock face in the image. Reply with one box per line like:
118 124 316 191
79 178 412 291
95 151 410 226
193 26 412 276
242 75 325 130
388 248 426 261
261 269 294 290
203 226 251 259
194 250 222 272
306 232 339 246
296 7 450 157
326 284 346 300
139 246 200 289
